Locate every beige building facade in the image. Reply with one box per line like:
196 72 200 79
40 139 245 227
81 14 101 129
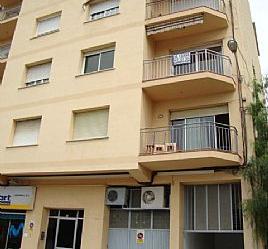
0 0 262 249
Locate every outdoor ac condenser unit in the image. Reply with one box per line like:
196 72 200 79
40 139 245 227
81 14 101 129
141 186 165 209
106 187 128 206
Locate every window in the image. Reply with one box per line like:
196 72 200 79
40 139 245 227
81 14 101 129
89 0 119 21
73 108 109 140
0 211 25 249
37 14 61 36
184 183 243 232
83 48 114 74
13 118 41 146
26 62 51 86
45 209 84 249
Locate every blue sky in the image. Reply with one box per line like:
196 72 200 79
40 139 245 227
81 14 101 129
249 0 268 75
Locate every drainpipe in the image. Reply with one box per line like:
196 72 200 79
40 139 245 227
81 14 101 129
228 0 248 165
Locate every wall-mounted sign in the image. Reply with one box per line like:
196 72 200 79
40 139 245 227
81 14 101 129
0 186 36 210
172 52 191 65
136 230 145 244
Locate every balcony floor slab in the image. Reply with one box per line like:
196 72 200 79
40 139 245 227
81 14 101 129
139 150 242 171
142 71 235 101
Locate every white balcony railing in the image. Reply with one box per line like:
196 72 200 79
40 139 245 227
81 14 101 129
146 0 225 19
140 122 238 155
0 5 21 21
0 43 11 60
143 49 232 81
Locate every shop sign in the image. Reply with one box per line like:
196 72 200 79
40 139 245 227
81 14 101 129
0 186 36 210
136 230 145 244
172 52 191 65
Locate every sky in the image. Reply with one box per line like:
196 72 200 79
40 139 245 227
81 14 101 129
249 0 268 75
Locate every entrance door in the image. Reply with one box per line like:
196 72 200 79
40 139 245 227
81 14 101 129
0 211 25 249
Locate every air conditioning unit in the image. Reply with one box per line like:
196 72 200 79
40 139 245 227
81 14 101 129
141 186 165 209
106 187 128 206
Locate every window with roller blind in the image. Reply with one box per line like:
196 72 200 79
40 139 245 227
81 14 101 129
25 61 52 87
89 0 119 21
73 108 109 140
12 118 41 146
36 13 61 36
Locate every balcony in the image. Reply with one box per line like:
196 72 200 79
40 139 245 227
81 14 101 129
142 49 235 101
0 43 11 61
0 5 21 41
139 122 241 171
145 0 227 40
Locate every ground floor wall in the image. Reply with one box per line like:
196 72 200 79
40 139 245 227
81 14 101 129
14 172 256 249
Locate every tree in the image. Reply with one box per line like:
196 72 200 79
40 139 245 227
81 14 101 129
241 78 268 249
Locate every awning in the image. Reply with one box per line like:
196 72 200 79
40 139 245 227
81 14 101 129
146 15 204 36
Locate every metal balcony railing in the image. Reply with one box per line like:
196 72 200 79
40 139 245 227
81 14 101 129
143 49 232 81
140 122 238 155
0 5 21 21
0 43 11 60
146 0 225 19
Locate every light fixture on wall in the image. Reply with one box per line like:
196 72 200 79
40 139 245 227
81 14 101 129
227 39 238 53
157 114 164 119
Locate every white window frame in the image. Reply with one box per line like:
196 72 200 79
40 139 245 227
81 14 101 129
46 210 84 249
82 47 115 74
89 0 119 21
36 13 61 37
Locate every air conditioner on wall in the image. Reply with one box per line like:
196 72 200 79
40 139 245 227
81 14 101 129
141 186 165 209
106 187 128 206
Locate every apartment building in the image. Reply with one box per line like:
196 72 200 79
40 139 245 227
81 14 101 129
0 0 261 249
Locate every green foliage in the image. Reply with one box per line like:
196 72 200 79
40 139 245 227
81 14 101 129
242 78 268 248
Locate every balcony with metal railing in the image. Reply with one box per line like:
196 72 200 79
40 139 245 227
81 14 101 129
145 0 228 39
142 49 235 101
139 122 241 171
0 4 21 41
0 43 11 61
0 5 21 22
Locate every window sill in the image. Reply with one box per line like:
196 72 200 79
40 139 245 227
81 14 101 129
75 68 115 78
6 144 38 149
30 29 60 40
84 12 120 24
66 136 109 143
18 81 49 90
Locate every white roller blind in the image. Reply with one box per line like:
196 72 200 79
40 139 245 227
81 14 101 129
37 15 61 35
73 109 109 140
13 119 41 146
170 105 228 120
26 62 51 83
90 0 119 14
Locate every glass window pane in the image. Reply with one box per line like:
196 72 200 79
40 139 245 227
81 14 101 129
153 210 170 229
7 220 25 249
207 185 219 230
45 218 57 249
84 54 99 73
78 210 84 218
75 220 83 249
0 220 9 248
60 210 78 218
56 220 75 248
195 185 207 230
130 189 141 208
220 184 232 230
49 210 59 216
130 211 151 229
99 50 114 70
109 209 129 228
